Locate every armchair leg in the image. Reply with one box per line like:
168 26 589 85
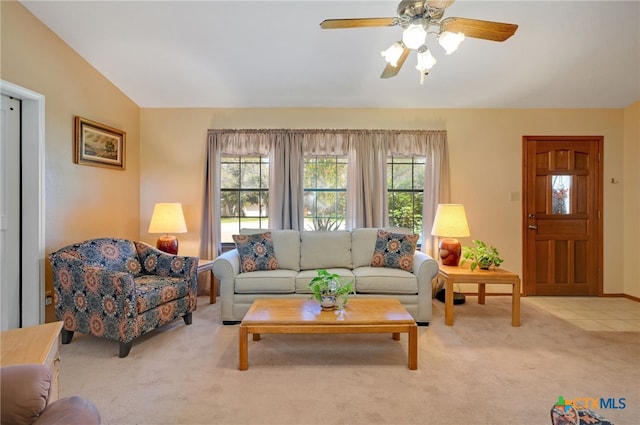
183 312 193 325
61 329 74 344
119 341 133 358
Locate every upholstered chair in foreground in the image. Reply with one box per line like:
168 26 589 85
48 238 198 358
0 364 101 425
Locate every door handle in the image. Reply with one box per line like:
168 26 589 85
528 224 538 230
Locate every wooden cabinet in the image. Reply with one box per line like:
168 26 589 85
0 321 63 401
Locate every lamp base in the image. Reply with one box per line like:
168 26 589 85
157 235 178 255
439 238 462 266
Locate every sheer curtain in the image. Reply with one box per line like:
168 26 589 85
201 129 449 259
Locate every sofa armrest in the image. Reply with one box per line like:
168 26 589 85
34 396 101 425
212 249 241 321
412 251 439 284
134 242 198 280
1 364 51 425
212 249 241 281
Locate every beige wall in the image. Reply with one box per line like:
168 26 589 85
139 107 635 296
623 101 640 298
1 1 140 300
2 1 637 300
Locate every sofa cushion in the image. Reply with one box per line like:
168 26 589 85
352 228 413 268
354 266 418 294
300 231 352 270
241 229 300 271
134 275 191 313
370 229 418 272
234 269 297 293
295 268 355 294
233 232 279 273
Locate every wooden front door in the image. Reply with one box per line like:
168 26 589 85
522 136 603 296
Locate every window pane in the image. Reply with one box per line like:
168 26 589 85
303 156 347 231
221 161 240 189
220 156 269 243
220 191 240 217
552 175 571 214
241 163 261 188
387 156 425 239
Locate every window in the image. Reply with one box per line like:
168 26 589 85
303 156 347 231
387 156 425 238
220 156 269 242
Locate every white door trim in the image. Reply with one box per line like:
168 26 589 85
0 80 46 326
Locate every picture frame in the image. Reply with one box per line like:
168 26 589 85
74 116 126 170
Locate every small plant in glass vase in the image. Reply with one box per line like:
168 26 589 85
308 269 355 310
461 240 504 271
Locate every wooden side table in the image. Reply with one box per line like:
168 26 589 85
438 264 521 327
0 321 64 401
197 259 216 304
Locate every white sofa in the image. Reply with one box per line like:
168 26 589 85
212 228 439 325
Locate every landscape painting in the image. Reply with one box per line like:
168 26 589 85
74 116 125 169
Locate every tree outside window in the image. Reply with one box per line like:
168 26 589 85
303 156 347 231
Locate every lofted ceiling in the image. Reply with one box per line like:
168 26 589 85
20 0 640 109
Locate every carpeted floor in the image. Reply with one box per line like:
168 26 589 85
59 296 640 425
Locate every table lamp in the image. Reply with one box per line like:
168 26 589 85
430 203 470 266
148 203 187 255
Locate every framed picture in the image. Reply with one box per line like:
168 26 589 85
74 116 126 170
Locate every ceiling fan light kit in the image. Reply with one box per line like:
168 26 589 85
438 30 465 55
381 42 405 67
320 0 518 84
402 20 428 49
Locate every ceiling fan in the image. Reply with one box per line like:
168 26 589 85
320 0 518 83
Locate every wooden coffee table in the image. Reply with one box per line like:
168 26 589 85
239 298 418 370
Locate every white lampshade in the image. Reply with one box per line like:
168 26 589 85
148 203 187 234
381 42 404 67
431 204 470 238
438 31 465 55
416 49 437 72
402 22 427 50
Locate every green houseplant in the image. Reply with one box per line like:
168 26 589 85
461 240 504 271
308 269 355 310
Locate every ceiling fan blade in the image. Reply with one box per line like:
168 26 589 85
427 0 456 9
320 17 397 29
440 17 518 42
380 46 411 79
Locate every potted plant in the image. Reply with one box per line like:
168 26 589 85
461 240 504 271
308 269 355 310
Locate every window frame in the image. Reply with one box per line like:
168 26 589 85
219 155 270 244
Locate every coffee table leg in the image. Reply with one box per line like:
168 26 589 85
239 325 248 371
408 325 417 370
392 332 400 340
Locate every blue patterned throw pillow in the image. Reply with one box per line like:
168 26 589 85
232 232 279 273
370 229 419 272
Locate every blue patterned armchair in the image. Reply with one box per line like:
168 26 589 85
48 238 198 358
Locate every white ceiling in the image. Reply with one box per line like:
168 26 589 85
20 0 640 109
